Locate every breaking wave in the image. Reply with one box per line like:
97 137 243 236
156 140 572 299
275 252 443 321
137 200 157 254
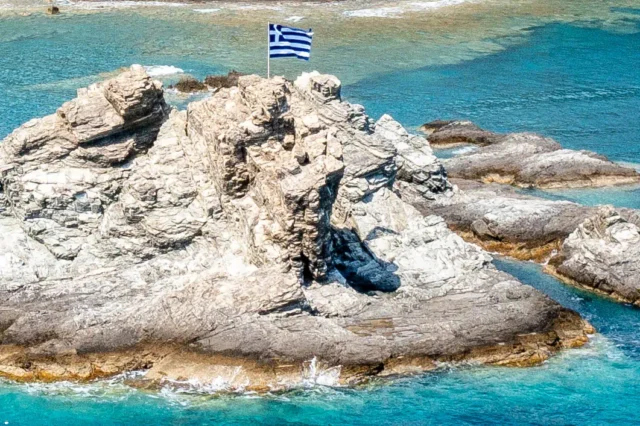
193 8 220 14
452 145 479 156
344 0 473 18
301 357 342 388
143 65 184 77
68 1 187 9
286 16 305 22
344 7 403 18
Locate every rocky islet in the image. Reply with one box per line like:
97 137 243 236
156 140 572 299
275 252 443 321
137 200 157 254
0 66 593 390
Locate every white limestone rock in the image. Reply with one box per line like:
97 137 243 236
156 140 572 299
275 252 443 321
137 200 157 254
0 68 590 385
550 207 640 303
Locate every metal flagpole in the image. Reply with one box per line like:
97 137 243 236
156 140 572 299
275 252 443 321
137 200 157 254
267 22 271 79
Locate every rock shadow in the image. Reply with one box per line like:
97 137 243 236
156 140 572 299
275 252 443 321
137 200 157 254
331 226 401 293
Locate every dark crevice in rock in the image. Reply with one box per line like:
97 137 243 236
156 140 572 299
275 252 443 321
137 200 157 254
331 227 400 293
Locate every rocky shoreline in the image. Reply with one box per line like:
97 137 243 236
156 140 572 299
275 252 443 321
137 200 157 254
407 121 640 306
0 66 596 390
0 311 592 390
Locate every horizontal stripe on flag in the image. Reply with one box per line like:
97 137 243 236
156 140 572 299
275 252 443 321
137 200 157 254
270 49 310 58
268 30 312 38
277 26 310 35
269 44 311 53
269 53 310 61
268 24 312 35
269 34 312 45
271 29 312 38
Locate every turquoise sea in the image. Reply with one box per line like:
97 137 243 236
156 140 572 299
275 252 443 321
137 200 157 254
1 1 640 424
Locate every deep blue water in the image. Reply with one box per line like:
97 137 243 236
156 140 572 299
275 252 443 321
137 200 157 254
346 22 640 164
346 20 640 208
2 7 640 425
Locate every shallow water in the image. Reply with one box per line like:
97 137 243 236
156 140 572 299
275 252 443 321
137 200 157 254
1 1 640 424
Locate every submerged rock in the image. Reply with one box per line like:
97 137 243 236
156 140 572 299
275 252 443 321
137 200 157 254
170 76 208 93
0 67 590 390
204 70 243 89
422 120 639 189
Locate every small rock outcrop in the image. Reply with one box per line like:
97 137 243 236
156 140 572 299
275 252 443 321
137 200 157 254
420 120 503 146
548 207 640 304
399 179 593 261
399 177 640 305
170 76 208 93
168 72 244 94
421 121 639 189
0 67 590 390
204 70 243 89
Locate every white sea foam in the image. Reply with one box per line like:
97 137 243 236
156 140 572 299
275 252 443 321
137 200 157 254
144 65 184 77
452 145 478 156
158 367 248 395
193 8 220 14
343 7 403 18
69 1 187 10
344 0 471 18
301 357 342 387
18 371 145 399
230 4 282 11
286 16 305 23
410 0 470 10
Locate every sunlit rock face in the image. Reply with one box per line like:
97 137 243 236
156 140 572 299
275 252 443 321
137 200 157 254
421 120 640 189
0 67 589 389
548 206 640 305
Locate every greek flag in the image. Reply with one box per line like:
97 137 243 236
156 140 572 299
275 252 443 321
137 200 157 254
269 24 313 61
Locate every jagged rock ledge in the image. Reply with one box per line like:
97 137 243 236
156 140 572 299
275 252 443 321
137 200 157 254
400 178 640 306
402 179 594 262
168 71 243 93
0 66 592 390
0 313 591 390
547 207 640 306
420 120 640 189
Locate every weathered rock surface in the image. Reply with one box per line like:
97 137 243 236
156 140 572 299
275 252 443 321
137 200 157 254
168 71 244 94
204 70 243 89
0 67 590 390
170 76 208 93
420 120 503 146
398 177 640 306
399 179 594 261
548 207 640 305
421 120 639 189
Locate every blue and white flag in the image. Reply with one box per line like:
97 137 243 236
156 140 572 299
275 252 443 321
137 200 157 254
269 24 313 61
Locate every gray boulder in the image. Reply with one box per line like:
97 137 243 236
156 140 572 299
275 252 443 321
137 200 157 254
398 177 640 306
